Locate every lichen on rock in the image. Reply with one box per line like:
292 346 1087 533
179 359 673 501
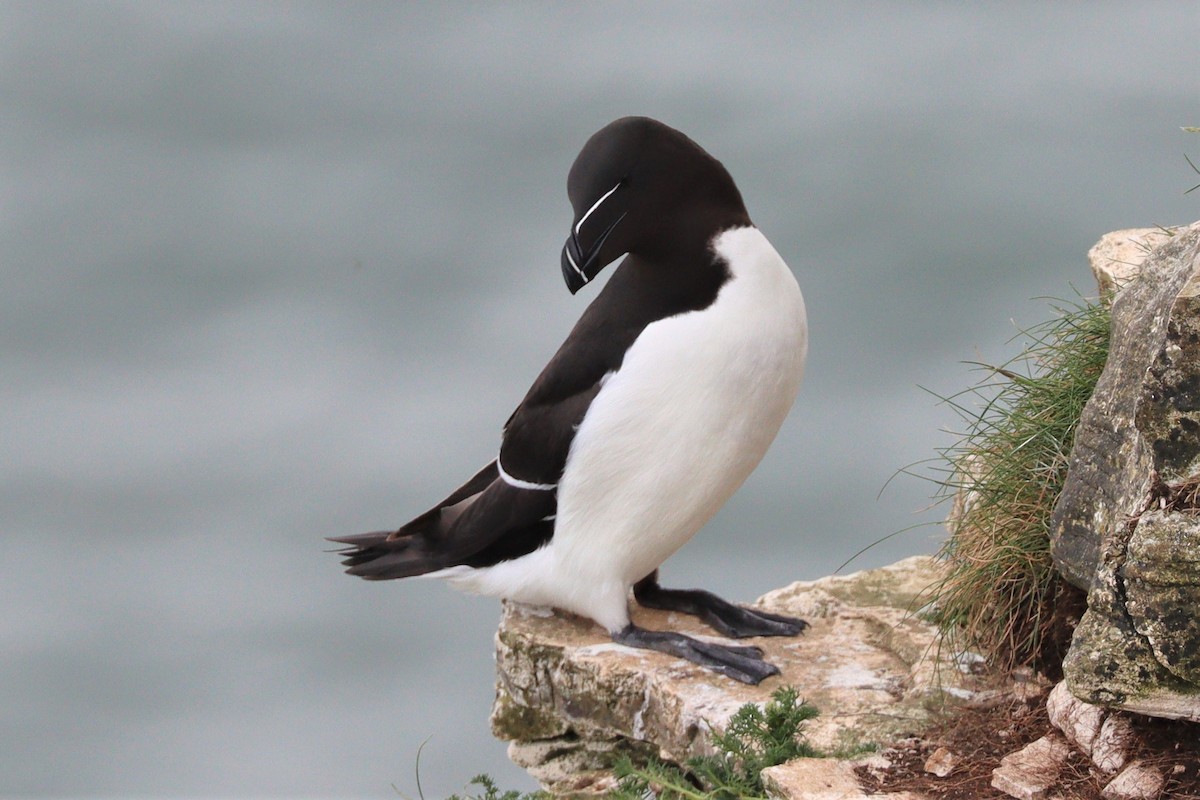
1124 511 1200 685
1049 223 1200 591
1050 221 1200 719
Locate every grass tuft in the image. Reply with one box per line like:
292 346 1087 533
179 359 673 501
1186 125 1200 194
921 297 1110 673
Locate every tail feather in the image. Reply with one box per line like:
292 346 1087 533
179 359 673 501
327 530 396 547
327 529 444 580
329 459 502 582
328 530 394 568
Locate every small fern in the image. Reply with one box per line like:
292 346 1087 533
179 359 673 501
442 688 822 800
607 686 819 800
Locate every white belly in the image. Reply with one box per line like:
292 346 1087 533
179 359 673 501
476 226 807 630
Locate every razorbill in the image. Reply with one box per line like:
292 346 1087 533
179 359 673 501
331 116 808 684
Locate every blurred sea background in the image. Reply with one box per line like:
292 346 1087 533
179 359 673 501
3 2 1198 797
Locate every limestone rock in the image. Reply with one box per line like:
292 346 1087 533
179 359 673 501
1092 715 1135 775
1124 510 1200 684
505 737 631 796
990 734 1073 800
1046 680 1104 756
1101 761 1166 800
491 556 967 795
761 756 926 800
1045 680 1139 775
922 746 957 778
1048 221 1200 718
1089 227 1175 297
1050 221 1199 591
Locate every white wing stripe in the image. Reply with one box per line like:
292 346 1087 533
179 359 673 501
497 457 557 491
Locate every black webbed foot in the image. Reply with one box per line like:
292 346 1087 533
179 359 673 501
612 624 780 684
634 571 809 639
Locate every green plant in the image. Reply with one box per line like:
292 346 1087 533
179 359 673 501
607 686 820 800
445 774 551 800
921 297 1110 672
444 777 549 800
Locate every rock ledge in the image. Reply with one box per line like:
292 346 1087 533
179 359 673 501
491 556 975 796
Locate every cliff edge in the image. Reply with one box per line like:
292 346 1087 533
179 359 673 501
490 556 980 796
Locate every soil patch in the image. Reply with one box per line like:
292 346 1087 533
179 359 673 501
856 690 1200 799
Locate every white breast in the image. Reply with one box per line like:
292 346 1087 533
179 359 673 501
510 225 808 630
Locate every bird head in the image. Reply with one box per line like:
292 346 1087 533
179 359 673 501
560 117 749 294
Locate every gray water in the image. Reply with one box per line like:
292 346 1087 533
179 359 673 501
3 2 1197 796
